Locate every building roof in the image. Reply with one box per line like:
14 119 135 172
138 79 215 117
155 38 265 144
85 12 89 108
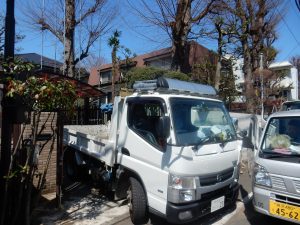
88 67 100 87
88 47 171 86
37 70 105 98
16 53 63 68
98 47 172 71
88 41 213 87
269 61 293 69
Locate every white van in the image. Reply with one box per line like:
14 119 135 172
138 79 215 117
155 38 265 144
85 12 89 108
252 110 300 224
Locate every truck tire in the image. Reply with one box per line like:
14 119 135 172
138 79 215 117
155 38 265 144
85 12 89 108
127 177 149 224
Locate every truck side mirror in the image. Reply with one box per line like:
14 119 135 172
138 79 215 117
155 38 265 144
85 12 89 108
157 116 170 139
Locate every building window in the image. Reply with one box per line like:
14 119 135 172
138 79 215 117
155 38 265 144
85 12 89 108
100 71 112 84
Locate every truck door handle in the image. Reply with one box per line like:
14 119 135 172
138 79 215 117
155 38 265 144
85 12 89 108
121 147 130 156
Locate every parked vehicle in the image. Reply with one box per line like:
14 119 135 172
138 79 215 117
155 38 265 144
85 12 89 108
63 78 242 224
251 110 300 224
280 100 300 111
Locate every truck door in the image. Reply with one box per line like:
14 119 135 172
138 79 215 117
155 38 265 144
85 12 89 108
118 98 169 214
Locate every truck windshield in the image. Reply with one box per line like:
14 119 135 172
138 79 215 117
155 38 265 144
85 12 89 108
261 117 300 156
170 98 236 146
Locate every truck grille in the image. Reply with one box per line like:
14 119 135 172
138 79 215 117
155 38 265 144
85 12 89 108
270 176 287 191
199 168 234 186
275 194 300 207
201 185 230 201
293 179 300 193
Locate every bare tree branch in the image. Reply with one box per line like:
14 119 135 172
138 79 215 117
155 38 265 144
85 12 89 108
191 0 214 22
20 0 117 77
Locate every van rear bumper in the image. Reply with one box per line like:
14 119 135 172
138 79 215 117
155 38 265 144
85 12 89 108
165 183 239 224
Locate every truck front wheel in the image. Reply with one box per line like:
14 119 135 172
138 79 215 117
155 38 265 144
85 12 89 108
127 177 149 224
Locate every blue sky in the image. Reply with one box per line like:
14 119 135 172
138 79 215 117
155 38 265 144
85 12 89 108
3 0 300 64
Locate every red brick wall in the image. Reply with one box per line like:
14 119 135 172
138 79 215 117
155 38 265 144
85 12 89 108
22 112 57 193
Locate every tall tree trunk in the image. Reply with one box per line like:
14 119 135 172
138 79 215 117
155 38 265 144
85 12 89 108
214 22 223 91
64 0 75 77
250 0 265 70
171 0 191 72
243 41 256 113
111 46 118 102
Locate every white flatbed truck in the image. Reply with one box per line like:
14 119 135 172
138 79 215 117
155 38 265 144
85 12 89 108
63 78 242 224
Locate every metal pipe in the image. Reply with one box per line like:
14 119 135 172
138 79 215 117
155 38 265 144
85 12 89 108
260 53 264 120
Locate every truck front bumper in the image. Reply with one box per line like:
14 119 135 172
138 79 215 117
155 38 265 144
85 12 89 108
165 183 239 224
253 186 300 224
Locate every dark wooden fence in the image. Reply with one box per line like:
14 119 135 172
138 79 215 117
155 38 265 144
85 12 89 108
63 107 112 125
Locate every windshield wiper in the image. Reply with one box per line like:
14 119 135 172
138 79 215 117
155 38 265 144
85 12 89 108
192 138 211 150
192 136 235 150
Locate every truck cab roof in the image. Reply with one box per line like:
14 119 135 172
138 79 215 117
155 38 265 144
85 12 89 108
132 77 218 98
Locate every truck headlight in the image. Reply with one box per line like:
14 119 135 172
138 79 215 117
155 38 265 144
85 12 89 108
168 174 197 203
253 163 272 187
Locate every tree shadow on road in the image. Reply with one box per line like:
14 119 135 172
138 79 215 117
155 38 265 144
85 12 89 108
237 185 295 225
31 177 121 225
148 202 237 225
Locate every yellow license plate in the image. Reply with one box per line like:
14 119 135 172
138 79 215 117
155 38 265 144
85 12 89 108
269 200 300 221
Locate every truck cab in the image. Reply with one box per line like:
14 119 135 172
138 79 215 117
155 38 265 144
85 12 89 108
115 78 241 224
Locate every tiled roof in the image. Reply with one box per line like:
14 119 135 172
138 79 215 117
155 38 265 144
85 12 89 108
37 70 105 97
16 53 63 68
99 47 172 71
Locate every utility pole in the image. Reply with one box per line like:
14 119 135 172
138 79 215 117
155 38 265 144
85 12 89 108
0 0 15 212
4 0 15 59
260 53 264 120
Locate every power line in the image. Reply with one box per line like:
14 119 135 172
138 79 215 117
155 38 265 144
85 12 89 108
283 44 299 60
275 6 300 60
296 0 300 12
276 7 300 47
291 0 300 20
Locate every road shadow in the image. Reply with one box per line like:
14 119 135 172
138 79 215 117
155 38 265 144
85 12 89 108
148 177 252 225
231 175 296 225
239 197 296 225
148 202 237 225
31 173 119 225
